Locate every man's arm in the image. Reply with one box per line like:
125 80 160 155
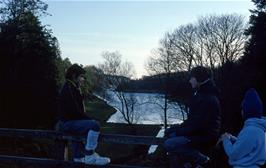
175 97 219 136
223 127 255 161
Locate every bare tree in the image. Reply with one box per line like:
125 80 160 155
170 24 200 71
98 51 139 125
146 33 184 129
197 16 218 69
197 14 247 67
166 14 247 71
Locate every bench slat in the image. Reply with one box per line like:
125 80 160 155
0 128 163 167
0 128 165 145
0 155 150 168
0 128 63 140
99 134 164 145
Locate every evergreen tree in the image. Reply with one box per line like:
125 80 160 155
0 1 60 128
55 57 71 89
241 0 266 100
0 0 48 21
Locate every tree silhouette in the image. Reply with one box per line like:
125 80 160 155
241 0 266 103
0 0 48 21
0 1 60 128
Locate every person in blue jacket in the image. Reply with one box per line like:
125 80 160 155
164 66 221 167
221 88 266 168
56 64 110 165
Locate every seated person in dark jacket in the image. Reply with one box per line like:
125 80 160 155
56 64 110 165
163 66 221 167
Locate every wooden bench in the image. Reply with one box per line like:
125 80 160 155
0 128 165 168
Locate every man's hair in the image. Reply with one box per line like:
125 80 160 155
189 66 212 83
65 64 86 80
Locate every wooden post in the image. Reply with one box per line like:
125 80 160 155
64 140 72 161
54 140 66 160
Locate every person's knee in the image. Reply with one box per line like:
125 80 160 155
163 137 189 152
163 139 175 152
90 120 100 132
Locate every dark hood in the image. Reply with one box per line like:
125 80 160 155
241 88 263 121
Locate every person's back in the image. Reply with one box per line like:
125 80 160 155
222 88 266 168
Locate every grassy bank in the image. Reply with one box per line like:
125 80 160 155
84 96 117 124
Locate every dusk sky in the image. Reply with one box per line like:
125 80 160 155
42 0 254 78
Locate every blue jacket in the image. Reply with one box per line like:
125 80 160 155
223 117 266 168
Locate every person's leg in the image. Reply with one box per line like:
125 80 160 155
164 136 189 153
60 119 110 165
164 136 190 167
164 136 209 166
81 121 110 165
168 153 184 168
85 128 100 153
60 120 100 159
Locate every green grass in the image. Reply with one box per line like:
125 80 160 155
84 96 117 124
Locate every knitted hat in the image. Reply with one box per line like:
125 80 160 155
241 88 263 120
65 64 86 80
189 66 212 83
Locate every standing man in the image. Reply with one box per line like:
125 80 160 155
164 66 221 167
56 64 110 165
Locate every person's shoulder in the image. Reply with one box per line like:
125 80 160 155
60 82 72 94
240 125 262 139
199 92 219 103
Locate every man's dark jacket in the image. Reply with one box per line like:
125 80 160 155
58 80 89 121
175 80 221 147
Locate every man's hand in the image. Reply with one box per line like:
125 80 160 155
216 132 231 146
221 132 231 141
228 134 237 142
